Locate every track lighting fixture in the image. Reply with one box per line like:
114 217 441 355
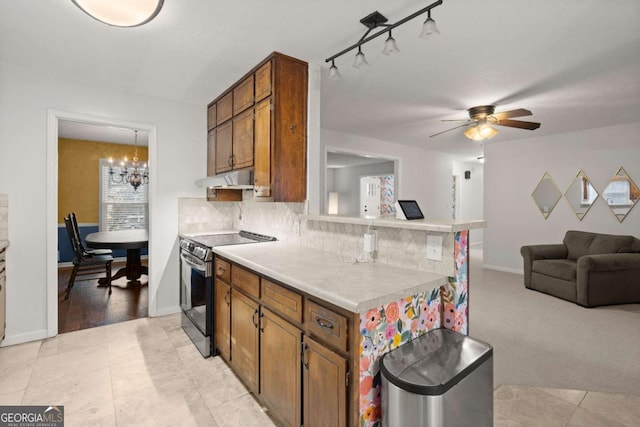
325 0 442 78
382 31 400 56
419 9 440 39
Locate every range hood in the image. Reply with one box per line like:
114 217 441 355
195 170 254 189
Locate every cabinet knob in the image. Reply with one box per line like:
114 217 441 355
289 124 296 132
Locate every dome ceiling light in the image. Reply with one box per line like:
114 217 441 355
71 0 164 27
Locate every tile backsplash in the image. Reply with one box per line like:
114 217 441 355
178 197 455 275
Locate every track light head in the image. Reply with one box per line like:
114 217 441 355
382 31 400 56
353 47 369 69
329 61 341 79
419 10 440 38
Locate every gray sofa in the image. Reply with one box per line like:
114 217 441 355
520 230 640 307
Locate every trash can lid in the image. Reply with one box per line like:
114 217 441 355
380 329 492 396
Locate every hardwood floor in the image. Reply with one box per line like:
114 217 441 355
58 260 148 334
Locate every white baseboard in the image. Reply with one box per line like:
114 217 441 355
483 264 524 275
0 329 48 347
152 305 181 317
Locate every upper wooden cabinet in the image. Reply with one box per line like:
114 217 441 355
233 75 254 115
207 104 216 131
215 121 232 174
216 92 233 125
254 61 271 102
205 52 307 202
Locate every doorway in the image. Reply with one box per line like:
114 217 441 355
46 110 156 337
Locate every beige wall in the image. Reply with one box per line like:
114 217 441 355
58 138 148 224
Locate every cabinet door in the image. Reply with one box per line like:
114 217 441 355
303 336 348 427
207 129 216 176
216 92 233 124
232 108 254 169
233 75 254 115
214 280 231 361
231 288 259 393
255 61 272 102
215 121 233 174
260 308 301 427
254 99 271 197
207 104 216 130
0 249 5 340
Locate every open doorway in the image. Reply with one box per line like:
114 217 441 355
46 110 156 337
325 149 398 217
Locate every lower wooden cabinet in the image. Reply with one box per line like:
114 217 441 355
230 288 259 393
214 279 231 361
303 336 348 427
260 308 301 427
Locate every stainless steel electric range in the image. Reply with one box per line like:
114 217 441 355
179 230 276 357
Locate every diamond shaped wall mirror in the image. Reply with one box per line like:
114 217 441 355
532 172 562 219
564 169 598 221
602 166 639 223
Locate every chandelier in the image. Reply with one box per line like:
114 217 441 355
109 130 149 191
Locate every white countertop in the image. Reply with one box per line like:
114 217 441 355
212 241 447 313
304 214 487 233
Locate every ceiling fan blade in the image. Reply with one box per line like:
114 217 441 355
495 119 541 130
429 123 472 138
441 119 471 122
492 108 532 120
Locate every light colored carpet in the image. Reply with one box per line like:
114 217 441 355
469 248 640 396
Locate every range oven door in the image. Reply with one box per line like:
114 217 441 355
180 249 213 357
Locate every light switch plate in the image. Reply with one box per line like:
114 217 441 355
426 235 443 261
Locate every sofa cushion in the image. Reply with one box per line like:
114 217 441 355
563 230 639 260
532 259 578 282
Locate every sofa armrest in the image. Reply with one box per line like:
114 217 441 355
577 253 640 273
520 244 568 287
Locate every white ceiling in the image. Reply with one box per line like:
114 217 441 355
2 0 639 161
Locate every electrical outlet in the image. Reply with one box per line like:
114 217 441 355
426 235 443 261
363 230 378 253
294 220 300 236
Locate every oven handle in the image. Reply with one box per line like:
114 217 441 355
180 252 207 272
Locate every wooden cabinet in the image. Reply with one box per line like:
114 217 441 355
260 307 302 427
230 288 260 393
207 104 216 131
233 75 254 115
303 336 348 427
216 92 233 125
206 130 216 176
215 121 232 173
253 98 271 197
255 61 271 102
205 52 307 202
232 108 254 169
214 280 231 361
215 257 352 427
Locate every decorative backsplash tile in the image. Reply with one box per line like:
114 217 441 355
178 198 236 234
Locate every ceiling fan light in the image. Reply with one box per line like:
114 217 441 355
419 17 440 39
72 0 163 27
478 123 498 139
353 49 369 69
464 126 482 141
329 62 341 79
382 33 400 56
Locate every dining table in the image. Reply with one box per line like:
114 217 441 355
86 229 148 284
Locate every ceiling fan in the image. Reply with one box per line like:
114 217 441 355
430 105 541 141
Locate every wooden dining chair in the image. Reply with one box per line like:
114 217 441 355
69 212 112 257
63 215 113 299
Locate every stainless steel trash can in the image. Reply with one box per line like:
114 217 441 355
381 329 493 427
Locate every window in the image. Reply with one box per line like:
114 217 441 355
99 159 148 231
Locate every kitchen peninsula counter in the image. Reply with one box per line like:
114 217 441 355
211 241 447 313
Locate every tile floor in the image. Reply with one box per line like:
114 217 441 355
1 314 639 427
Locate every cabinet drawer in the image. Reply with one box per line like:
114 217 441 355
216 92 233 124
262 279 302 323
254 61 271 102
215 258 231 282
233 75 254 115
207 104 216 130
232 265 259 299
304 300 348 352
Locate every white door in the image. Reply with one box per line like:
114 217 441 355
360 177 381 218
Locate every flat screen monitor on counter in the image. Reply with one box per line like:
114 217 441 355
395 200 424 220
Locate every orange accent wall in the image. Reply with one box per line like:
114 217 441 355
58 138 148 224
